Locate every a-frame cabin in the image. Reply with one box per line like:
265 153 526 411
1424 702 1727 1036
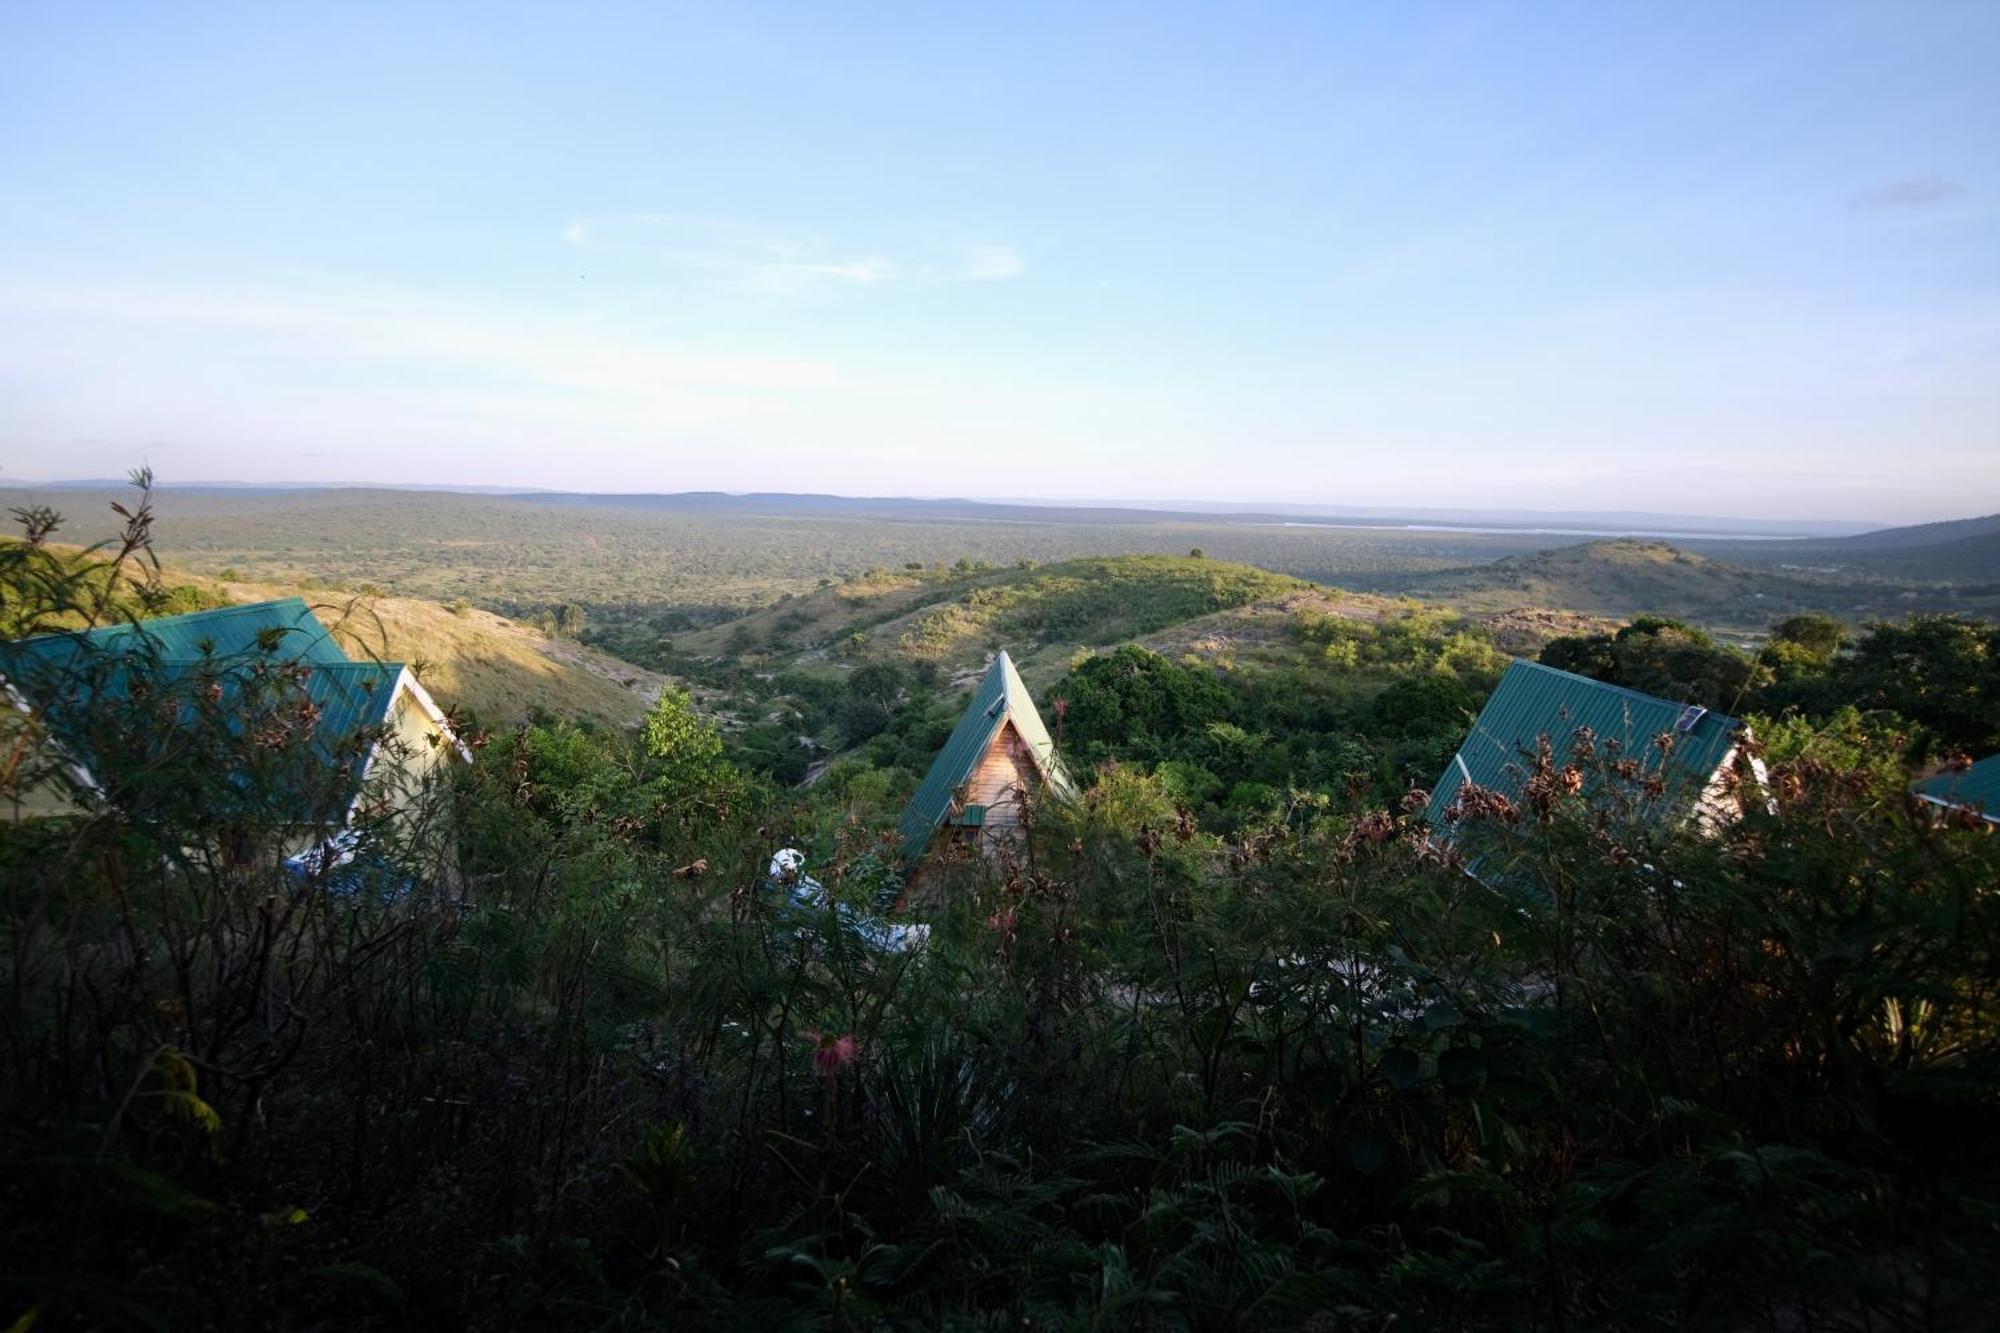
898 651 1076 872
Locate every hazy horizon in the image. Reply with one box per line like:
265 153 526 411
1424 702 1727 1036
0 473 1913 537
4 3 1997 524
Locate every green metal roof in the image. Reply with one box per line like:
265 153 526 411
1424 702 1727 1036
898 651 1076 863
1917 754 2000 824
1425 659 1742 832
3 599 417 826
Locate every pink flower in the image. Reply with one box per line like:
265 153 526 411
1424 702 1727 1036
805 1031 859 1076
985 907 1019 941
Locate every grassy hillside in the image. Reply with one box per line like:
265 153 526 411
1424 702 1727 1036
664 553 1624 691
870 557 1314 676
209 577 665 732
624 553 1618 790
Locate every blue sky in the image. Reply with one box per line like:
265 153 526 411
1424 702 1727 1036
2 2 1995 522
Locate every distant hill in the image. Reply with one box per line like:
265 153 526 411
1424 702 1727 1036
12 481 1872 537
661 553 1610 702
1819 529 2000 583
1814 512 2000 551
1709 513 2000 583
1395 539 2000 632
1867 529 2000 580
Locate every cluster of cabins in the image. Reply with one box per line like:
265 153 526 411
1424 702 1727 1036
893 654 1773 869
5 601 1994 877
893 654 1997 865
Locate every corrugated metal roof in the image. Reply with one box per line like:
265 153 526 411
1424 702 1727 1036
1425 659 1741 832
898 651 1076 863
1917 753 2000 824
23 657 408 826
3 599 415 827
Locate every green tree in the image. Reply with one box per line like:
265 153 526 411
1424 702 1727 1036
1770 612 1846 661
1541 617 1764 709
643 683 725 791
1539 632 1617 681
1050 644 1233 765
838 662 908 743
1832 614 2000 755
1370 673 1477 737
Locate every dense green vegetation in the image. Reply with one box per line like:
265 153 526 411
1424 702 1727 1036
1542 612 2000 759
5 484 2000 1329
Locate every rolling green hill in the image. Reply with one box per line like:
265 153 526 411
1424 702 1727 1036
670 555 1316 685
632 554 1615 785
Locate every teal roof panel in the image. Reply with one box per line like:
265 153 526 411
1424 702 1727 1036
22 657 407 826
1917 753 2000 824
3 599 413 827
1425 659 1741 831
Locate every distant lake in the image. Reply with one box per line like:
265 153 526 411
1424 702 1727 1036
1270 522 1803 542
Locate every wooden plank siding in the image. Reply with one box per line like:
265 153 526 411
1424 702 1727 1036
901 723 1044 901
957 720 1041 834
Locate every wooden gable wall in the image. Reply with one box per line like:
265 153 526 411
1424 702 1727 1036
957 719 1042 834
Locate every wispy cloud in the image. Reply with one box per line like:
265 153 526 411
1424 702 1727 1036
562 214 1024 289
1848 175 1967 211
0 274 848 459
0 276 842 395
956 243 1027 282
